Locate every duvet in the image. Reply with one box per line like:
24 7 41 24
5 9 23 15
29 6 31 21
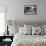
11 33 46 46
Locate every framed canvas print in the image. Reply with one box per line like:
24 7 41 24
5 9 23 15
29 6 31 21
24 5 37 15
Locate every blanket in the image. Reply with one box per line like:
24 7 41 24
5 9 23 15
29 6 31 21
11 33 46 46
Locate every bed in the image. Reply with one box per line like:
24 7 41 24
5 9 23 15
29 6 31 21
11 21 46 46
11 33 46 46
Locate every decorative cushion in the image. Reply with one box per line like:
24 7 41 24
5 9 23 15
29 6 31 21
32 26 41 35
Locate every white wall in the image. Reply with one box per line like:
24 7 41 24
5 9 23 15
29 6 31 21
0 0 46 22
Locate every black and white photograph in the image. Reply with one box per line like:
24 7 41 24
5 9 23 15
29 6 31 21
24 5 37 15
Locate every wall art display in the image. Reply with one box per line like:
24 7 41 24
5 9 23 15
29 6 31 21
24 5 37 15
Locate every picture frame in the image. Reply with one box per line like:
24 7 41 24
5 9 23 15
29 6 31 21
24 5 37 15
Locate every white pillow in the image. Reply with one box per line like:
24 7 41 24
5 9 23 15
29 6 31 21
24 24 32 35
24 24 32 29
24 27 32 35
42 25 46 35
8 26 19 36
32 26 41 35
41 25 45 35
42 25 46 33
19 27 32 35
19 27 25 34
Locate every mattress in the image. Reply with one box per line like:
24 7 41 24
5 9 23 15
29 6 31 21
11 33 46 46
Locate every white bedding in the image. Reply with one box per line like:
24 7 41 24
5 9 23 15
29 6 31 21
11 33 46 46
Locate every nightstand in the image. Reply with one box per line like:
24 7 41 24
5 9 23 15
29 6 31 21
0 36 13 46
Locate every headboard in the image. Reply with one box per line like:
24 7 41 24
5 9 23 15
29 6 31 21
6 20 46 27
14 21 46 27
